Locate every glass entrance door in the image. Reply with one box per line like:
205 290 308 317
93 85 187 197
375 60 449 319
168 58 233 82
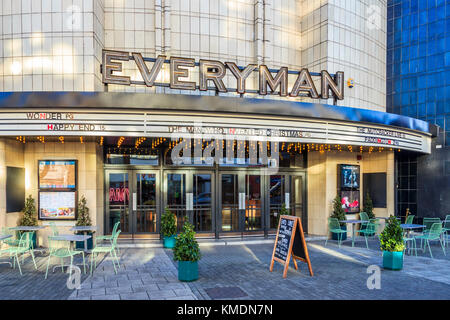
107 172 130 234
106 170 159 237
165 172 187 232
134 172 159 234
290 174 306 232
219 174 239 232
245 174 263 231
193 173 213 232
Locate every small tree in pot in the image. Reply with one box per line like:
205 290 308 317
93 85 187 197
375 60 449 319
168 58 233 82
18 195 38 249
161 207 177 248
330 195 347 240
379 215 405 270
75 195 94 250
361 192 375 235
173 222 201 281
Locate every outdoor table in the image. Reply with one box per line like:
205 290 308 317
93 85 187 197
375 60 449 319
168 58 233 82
0 234 13 267
400 224 425 255
50 234 92 272
69 226 97 252
9 226 46 254
341 220 363 247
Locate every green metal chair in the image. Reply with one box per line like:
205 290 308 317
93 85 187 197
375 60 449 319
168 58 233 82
44 236 87 279
443 215 450 247
423 218 441 234
415 223 446 259
357 221 377 249
405 215 415 224
96 221 120 255
90 230 121 275
325 218 346 248
0 232 37 275
49 222 59 236
1 227 20 247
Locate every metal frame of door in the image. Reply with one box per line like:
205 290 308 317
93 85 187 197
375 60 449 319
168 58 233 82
264 171 307 234
105 169 160 239
163 169 215 236
217 169 266 237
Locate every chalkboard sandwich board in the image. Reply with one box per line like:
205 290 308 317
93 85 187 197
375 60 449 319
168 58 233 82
269 215 313 278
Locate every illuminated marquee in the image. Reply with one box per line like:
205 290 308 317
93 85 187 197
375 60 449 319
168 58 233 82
102 49 344 100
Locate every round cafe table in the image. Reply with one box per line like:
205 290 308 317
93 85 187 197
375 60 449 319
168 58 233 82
70 226 97 252
9 226 46 254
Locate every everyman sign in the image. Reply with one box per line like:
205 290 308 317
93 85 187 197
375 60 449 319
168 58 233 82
270 215 313 278
102 49 344 100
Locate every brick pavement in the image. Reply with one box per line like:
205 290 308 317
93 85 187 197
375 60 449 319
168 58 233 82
0 237 449 300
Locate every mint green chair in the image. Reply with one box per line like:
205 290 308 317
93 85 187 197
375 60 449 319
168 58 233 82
96 221 120 253
443 215 450 247
44 236 87 279
90 230 121 275
415 223 446 259
357 221 377 249
49 222 59 236
1 227 20 247
0 232 37 275
405 215 415 224
325 218 346 248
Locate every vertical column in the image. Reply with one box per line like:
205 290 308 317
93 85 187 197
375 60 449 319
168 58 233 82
254 0 264 65
263 0 273 65
0 139 6 230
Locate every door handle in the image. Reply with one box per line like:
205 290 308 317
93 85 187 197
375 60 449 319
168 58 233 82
132 192 137 211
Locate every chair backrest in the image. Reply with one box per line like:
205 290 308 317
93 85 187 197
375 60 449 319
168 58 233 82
444 215 450 229
359 212 369 221
112 221 120 235
18 232 31 250
328 217 341 230
49 222 59 236
47 236 70 254
423 218 441 230
428 223 442 237
405 215 415 224
112 230 121 247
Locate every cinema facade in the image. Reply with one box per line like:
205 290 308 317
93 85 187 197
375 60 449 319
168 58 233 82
0 1 436 243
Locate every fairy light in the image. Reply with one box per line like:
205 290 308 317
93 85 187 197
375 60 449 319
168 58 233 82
100 136 104 146
80 136 83 144
117 136 125 148
59 136 64 144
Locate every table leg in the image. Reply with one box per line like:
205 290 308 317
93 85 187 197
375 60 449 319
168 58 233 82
352 224 355 247
84 231 87 252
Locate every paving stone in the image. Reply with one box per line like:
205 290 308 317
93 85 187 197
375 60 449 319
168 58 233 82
119 292 150 300
91 294 121 300
105 286 133 295
147 289 176 298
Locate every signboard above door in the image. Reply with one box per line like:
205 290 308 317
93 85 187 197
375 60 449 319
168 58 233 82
102 50 344 100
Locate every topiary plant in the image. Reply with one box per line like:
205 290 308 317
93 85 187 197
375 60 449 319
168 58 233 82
160 207 177 238
76 195 92 226
19 195 37 226
379 215 405 252
173 222 201 262
276 203 290 225
363 192 375 219
331 195 346 226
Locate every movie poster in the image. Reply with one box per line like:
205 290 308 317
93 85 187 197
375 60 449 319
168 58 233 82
39 191 76 220
341 190 360 213
340 165 360 189
39 160 76 189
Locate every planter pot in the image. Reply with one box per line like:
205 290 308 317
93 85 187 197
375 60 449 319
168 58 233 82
178 261 198 282
75 232 94 250
382 251 403 270
331 225 347 241
163 235 176 248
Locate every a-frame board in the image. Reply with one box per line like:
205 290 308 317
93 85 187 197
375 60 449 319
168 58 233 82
269 215 313 278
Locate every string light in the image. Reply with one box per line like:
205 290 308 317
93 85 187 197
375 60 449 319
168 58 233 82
59 136 64 144
117 136 125 148
80 136 84 144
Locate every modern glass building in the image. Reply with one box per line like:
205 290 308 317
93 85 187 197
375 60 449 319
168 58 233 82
387 0 450 220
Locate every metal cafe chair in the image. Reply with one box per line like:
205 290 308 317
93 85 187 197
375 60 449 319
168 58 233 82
0 232 37 275
90 230 121 275
415 223 446 259
44 236 87 279
325 218 346 248
443 215 450 248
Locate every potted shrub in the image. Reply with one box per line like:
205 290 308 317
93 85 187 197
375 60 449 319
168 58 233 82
173 222 201 282
380 215 405 270
18 195 38 249
275 203 290 226
75 195 94 250
161 207 177 248
361 192 375 235
330 195 347 240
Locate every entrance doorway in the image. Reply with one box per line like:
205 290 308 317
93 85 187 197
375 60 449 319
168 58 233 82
105 170 160 238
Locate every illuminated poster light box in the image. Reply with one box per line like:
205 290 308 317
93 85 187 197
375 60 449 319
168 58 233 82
39 191 77 220
38 160 77 189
